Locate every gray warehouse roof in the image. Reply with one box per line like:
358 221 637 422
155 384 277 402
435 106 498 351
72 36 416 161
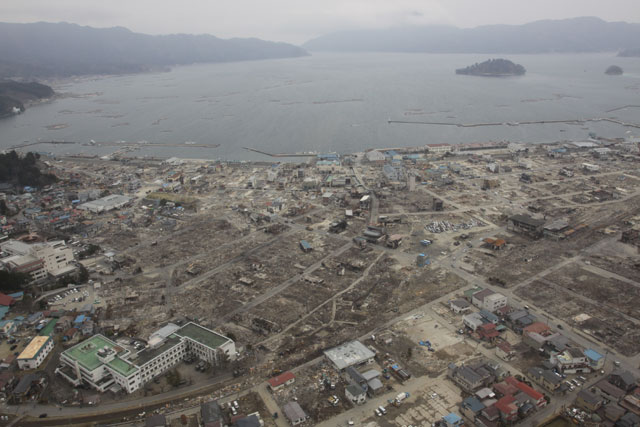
324 340 375 370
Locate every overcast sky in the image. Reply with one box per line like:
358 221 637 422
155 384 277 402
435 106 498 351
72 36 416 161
2 0 639 44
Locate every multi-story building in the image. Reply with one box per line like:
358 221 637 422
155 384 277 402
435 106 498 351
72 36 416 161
56 322 235 394
17 336 54 370
0 239 74 279
551 348 589 373
483 293 508 313
471 289 508 313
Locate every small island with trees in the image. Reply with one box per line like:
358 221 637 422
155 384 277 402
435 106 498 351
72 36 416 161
456 58 526 77
605 65 623 75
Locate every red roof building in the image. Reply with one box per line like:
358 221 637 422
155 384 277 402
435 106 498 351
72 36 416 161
268 371 296 390
494 381 519 397
478 323 500 341
523 322 551 336
0 293 15 307
63 327 78 341
481 404 500 422
505 376 546 407
495 395 518 422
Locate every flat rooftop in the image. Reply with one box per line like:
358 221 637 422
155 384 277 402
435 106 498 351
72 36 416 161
174 322 230 349
18 336 50 360
324 340 375 370
63 334 120 371
136 335 182 366
107 357 138 377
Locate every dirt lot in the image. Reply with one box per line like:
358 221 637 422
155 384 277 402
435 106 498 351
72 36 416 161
516 279 640 356
584 239 640 283
270 360 352 424
359 375 463 427
382 313 473 377
546 263 640 320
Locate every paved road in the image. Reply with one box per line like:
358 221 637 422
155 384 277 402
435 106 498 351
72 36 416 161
256 384 288 427
447 235 640 380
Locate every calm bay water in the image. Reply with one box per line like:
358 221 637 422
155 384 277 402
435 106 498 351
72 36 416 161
1 52 639 161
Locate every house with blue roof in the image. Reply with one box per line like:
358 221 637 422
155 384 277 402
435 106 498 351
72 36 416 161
460 396 485 421
443 412 464 427
584 349 604 370
317 153 339 161
479 309 500 325
384 150 402 161
0 306 9 320
26 312 43 326
74 314 86 325
8 292 24 301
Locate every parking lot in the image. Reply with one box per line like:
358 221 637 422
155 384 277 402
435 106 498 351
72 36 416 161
45 284 101 311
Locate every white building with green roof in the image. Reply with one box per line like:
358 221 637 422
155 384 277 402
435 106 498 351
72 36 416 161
56 322 235 394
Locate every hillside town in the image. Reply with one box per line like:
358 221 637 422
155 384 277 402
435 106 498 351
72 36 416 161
1 135 640 427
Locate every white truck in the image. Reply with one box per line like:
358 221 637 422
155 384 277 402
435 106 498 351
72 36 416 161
394 392 410 406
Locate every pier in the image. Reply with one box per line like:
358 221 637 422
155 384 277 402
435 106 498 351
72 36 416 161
388 117 640 129
242 147 317 157
9 141 219 150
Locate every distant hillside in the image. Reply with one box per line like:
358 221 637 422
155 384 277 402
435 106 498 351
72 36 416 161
618 47 640 57
0 80 54 118
456 59 526 76
303 17 640 53
0 22 308 78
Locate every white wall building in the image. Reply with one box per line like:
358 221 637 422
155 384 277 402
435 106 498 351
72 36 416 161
77 194 132 213
18 336 54 370
56 322 235 394
365 150 386 163
483 293 508 313
0 239 74 278
463 312 485 332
